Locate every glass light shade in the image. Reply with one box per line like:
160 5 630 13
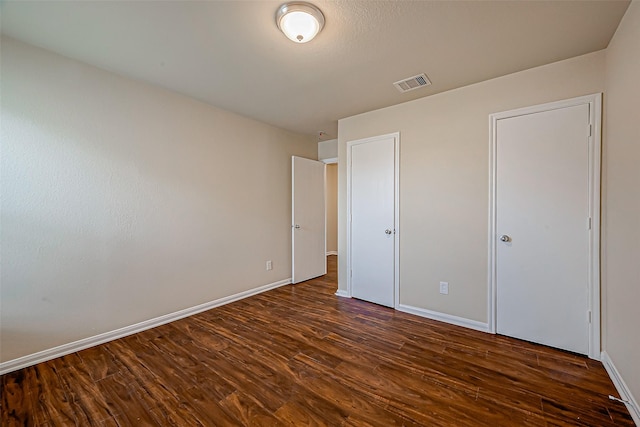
276 3 325 43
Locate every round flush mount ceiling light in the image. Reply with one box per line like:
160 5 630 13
276 2 325 43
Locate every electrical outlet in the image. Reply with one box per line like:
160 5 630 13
266 260 273 271
439 281 449 295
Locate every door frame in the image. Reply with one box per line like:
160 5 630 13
346 132 400 307
487 93 602 359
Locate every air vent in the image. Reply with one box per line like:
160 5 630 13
393 73 432 93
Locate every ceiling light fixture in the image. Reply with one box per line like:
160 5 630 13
276 2 325 44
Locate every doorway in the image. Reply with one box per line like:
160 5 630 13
489 94 601 359
325 162 338 257
347 133 399 308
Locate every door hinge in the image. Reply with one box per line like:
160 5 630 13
588 123 593 137
588 310 592 323
350 269 352 278
588 217 592 230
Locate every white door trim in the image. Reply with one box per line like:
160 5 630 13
488 93 602 359
346 132 400 307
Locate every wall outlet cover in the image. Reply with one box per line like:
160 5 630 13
439 281 449 295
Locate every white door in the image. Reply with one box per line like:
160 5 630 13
292 156 326 284
348 134 398 307
496 103 591 355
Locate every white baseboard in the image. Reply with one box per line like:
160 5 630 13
601 351 640 425
335 290 351 298
326 251 338 256
0 278 292 375
397 304 490 333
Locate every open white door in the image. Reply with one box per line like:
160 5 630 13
292 156 326 284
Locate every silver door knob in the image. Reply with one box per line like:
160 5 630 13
385 229 393 235
294 224 300 229
500 235 511 242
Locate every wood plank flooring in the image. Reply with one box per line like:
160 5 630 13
1 256 634 426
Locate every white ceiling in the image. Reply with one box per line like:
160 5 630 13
0 0 630 138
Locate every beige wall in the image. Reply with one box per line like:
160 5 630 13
325 163 338 253
603 0 640 407
0 38 316 362
337 51 606 323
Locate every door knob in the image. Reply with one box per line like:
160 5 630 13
294 224 300 229
500 235 511 242
385 229 393 235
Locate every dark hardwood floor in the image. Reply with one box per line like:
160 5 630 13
1 256 634 426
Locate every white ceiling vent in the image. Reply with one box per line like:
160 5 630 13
393 73 432 93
